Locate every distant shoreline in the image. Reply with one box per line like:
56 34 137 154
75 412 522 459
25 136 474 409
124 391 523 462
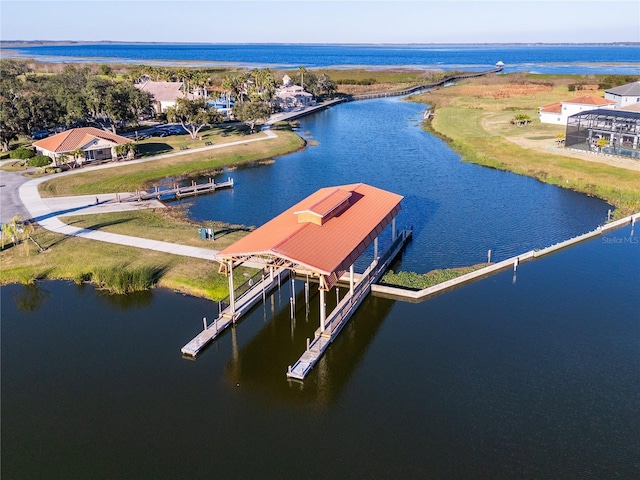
2 40 639 47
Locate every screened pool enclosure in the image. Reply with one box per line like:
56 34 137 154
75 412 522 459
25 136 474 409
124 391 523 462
565 109 640 159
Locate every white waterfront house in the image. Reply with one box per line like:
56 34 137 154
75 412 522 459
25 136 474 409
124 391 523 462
274 75 315 110
539 95 615 125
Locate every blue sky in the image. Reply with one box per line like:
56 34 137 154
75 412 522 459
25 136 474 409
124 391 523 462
1 0 638 44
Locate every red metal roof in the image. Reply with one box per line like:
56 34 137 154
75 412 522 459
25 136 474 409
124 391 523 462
216 183 403 286
33 127 130 153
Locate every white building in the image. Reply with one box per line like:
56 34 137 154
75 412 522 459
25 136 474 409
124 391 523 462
274 82 315 110
605 81 640 108
539 95 615 125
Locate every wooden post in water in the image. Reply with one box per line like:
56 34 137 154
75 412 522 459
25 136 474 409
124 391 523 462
319 289 326 333
203 317 207 330
487 249 492 264
350 265 354 297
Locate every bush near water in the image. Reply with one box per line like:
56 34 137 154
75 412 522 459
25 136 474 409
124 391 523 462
381 264 488 290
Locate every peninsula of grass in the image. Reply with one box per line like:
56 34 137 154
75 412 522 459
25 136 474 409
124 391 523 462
381 264 489 290
409 73 640 217
39 127 304 197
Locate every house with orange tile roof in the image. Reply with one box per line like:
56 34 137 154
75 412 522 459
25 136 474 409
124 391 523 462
33 127 132 164
539 95 615 125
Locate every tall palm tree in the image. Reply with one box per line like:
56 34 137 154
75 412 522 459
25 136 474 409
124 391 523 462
298 66 307 91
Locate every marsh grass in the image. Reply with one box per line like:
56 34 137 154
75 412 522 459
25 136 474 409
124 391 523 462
381 264 489 289
0 225 256 300
90 264 165 294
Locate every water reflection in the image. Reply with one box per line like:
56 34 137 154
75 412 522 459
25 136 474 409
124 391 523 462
225 280 395 408
12 283 50 312
95 289 154 310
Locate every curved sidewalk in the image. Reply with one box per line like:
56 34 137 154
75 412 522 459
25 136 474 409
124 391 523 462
11 103 333 260
19 175 220 260
11 128 282 260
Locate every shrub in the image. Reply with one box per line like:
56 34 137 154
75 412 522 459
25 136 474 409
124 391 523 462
91 265 163 294
27 155 52 167
9 147 35 159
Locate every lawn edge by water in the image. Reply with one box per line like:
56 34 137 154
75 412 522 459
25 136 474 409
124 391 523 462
408 77 640 218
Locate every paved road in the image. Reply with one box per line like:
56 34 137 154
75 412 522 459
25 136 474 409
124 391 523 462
0 161 36 224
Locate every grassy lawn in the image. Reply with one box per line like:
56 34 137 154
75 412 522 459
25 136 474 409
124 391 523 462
2 122 300 298
39 127 304 196
59 209 254 248
0 222 256 300
411 74 640 217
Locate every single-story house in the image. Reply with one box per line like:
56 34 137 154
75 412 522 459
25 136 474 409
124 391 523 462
135 79 203 114
539 95 615 124
33 127 132 164
605 81 640 108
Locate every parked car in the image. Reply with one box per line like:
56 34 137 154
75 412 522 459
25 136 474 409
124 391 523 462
31 130 49 140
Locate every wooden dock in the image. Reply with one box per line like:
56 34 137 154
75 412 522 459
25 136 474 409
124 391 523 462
287 228 412 380
117 177 234 203
181 268 289 357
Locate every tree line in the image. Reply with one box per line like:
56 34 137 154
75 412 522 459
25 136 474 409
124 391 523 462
0 59 338 151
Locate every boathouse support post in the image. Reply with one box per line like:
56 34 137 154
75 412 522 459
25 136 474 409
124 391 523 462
392 218 396 242
349 265 354 297
374 237 379 260
228 260 236 315
319 289 326 333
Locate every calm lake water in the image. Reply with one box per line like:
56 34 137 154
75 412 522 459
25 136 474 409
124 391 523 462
175 97 609 272
2 223 638 479
2 95 639 478
4 43 640 74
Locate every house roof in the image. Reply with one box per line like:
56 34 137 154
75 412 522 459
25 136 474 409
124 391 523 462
135 80 192 102
540 95 615 113
605 81 640 96
216 183 403 289
563 95 615 106
540 101 562 114
33 127 130 153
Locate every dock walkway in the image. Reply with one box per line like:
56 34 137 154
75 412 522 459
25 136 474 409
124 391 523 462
119 177 234 202
181 268 289 357
287 228 412 380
